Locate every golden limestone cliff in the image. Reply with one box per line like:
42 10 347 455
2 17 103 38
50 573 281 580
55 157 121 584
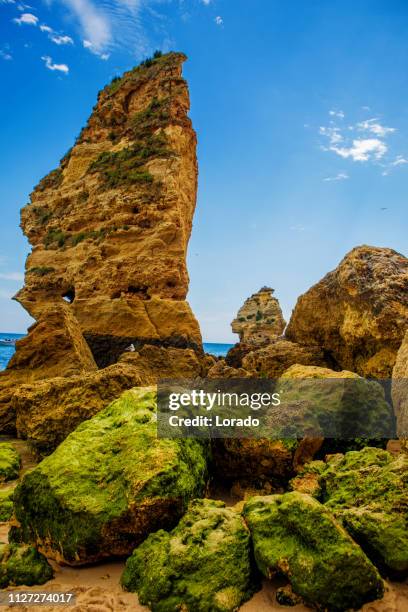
0 52 204 441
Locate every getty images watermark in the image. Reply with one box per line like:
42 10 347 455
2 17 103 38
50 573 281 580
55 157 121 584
157 378 397 439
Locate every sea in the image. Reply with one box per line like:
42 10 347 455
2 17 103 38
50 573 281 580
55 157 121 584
0 335 232 371
0 333 24 371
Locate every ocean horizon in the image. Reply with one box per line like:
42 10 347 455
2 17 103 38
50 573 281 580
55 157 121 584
0 334 233 371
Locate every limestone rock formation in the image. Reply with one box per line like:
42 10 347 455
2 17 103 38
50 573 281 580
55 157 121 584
231 287 285 346
13 345 209 456
0 543 53 588
206 359 253 378
0 51 203 434
392 329 408 439
242 338 329 378
10 388 209 565
121 499 259 611
292 448 408 576
243 492 384 611
286 246 408 378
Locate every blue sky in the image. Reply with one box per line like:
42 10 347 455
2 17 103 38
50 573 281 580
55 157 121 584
0 0 407 341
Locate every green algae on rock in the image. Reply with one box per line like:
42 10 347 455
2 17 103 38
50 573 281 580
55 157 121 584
0 487 15 521
121 498 259 612
10 387 209 565
243 491 383 612
0 443 20 482
318 447 408 576
0 543 53 588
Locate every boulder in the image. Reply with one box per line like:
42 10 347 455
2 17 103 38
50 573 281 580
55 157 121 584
286 246 408 377
278 364 394 450
0 487 15 522
211 439 297 487
314 448 408 576
392 329 408 441
231 287 285 346
14 362 144 456
206 359 253 379
242 339 329 379
225 342 253 369
121 499 259 611
0 543 53 588
14 345 210 456
10 387 209 565
243 491 384 611
0 303 97 433
0 443 20 482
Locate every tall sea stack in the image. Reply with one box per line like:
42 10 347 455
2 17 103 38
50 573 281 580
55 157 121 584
0 52 203 436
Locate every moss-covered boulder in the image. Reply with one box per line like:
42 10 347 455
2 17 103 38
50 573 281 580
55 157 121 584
0 543 53 588
10 388 209 565
0 443 20 482
121 499 259 611
316 447 408 576
0 487 15 521
243 492 383 611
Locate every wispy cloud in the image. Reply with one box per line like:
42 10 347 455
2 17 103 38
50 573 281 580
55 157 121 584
329 109 345 119
41 54 69 73
330 139 387 162
0 272 24 281
317 109 404 168
0 48 12 60
51 34 73 44
201 0 212 4
215 15 223 26
323 172 349 182
13 11 38 25
61 0 111 53
356 118 395 137
391 155 408 167
40 24 53 32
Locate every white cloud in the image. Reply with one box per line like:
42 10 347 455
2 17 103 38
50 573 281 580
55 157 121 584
0 49 12 60
319 125 343 145
0 272 24 281
357 118 395 137
391 155 408 166
40 24 53 32
215 15 223 25
51 34 74 44
61 0 112 53
13 11 38 25
41 55 69 73
323 172 349 182
330 138 387 162
201 0 211 4
329 109 345 119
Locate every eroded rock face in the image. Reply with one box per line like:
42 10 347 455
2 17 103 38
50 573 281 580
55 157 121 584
242 339 329 379
13 345 210 456
0 304 97 432
243 492 383 611
121 499 259 611
1 52 203 434
10 388 209 565
231 287 285 346
286 246 408 377
392 329 408 440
